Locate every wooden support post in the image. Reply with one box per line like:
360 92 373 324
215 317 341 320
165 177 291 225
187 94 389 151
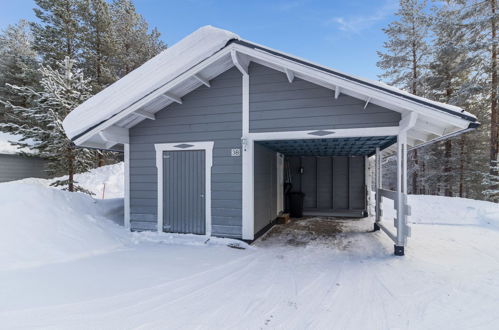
374 147 382 231
395 132 407 255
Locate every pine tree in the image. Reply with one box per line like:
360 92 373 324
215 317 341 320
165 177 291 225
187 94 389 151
31 0 82 67
377 0 432 194
0 57 95 192
110 0 166 77
425 1 475 197
78 0 116 92
459 0 498 200
0 20 40 126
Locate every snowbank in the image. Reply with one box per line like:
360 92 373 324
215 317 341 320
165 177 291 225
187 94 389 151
380 194 499 229
0 182 127 271
0 162 247 270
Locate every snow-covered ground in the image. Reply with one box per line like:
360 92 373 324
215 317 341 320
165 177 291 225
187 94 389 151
1 164 499 329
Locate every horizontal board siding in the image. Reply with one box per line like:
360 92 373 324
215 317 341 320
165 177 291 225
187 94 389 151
130 67 243 237
0 154 48 183
249 63 401 132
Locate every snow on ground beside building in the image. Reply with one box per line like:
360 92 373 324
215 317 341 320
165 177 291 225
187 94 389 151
376 192 499 230
0 182 126 271
19 162 125 199
1 166 499 329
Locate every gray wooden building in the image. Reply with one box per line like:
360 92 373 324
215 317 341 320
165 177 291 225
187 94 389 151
0 134 48 183
63 26 478 255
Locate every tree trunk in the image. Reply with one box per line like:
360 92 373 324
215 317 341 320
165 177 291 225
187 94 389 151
421 156 426 194
459 135 465 197
68 147 75 192
444 140 453 197
490 0 498 179
97 152 105 167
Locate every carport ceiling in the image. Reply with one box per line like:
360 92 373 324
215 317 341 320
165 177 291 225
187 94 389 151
258 136 396 157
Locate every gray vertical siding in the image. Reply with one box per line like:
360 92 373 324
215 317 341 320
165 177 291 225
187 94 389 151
128 63 398 236
0 154 48 183
253 143 277 234
163 150 206 235
249 63 401 132
129 67 243 237
287 156 366 214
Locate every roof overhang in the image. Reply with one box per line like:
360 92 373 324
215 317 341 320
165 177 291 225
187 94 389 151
67 29 478 152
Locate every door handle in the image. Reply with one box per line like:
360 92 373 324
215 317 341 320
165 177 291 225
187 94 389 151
200 194 205 198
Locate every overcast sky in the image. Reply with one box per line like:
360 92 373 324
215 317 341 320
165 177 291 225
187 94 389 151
0 0 399 80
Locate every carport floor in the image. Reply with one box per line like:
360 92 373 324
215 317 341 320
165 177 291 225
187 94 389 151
254 216 374 249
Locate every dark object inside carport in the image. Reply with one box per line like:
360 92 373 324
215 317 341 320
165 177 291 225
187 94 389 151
288 192 305 218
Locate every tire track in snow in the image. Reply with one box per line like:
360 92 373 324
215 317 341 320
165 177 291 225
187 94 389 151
0 250 257 329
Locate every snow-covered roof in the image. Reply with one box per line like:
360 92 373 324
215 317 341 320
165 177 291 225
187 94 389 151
63 25 478 151
63 26 238 140
0 132 36 155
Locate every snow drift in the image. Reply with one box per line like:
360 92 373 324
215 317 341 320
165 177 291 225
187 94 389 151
380 194 499 229
0 182 127 271
0 163 248 271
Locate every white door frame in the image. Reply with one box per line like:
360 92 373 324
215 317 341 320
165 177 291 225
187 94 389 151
155 141 214 236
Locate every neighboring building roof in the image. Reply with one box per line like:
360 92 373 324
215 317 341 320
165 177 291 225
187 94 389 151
63 25 478 151
0 132 36 155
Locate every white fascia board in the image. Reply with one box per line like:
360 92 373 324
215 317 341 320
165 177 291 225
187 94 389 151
248 126 399 142
74 47 234 146
233 44 471 130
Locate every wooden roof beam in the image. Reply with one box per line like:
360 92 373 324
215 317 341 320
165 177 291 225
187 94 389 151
134 109 155 120
285 68 294 83
194 74 211 87
161 93 182 104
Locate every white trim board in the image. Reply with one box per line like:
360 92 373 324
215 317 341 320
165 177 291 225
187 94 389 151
124 144 130 230
248 126 399 142
154 141 214 236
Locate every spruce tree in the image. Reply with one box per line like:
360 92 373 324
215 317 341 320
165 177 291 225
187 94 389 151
377 0 432 194
425 1 475 197
0 57 95 192
0 20 40 126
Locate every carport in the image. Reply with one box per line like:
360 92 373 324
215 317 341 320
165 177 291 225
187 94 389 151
249 131 411 254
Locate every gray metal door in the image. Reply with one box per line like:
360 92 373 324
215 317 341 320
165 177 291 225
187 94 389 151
163 150 206 234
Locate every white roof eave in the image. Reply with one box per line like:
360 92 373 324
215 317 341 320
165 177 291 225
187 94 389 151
68 28 478 150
